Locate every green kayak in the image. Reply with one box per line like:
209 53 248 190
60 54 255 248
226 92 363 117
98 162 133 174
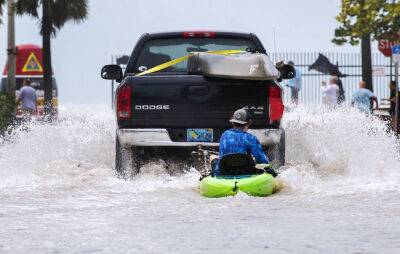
199 173 276 198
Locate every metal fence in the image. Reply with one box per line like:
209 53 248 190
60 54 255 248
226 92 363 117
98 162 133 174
270 52 396 107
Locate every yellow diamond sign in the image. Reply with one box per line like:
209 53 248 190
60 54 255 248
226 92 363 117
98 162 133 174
22 52 43 72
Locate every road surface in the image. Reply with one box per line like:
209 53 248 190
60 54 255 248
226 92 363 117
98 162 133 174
1 105 399 253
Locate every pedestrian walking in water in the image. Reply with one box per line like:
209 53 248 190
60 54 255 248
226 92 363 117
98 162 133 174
17 79 37 119
389 80 400 130
351 80 378 113
286 61 302 105
321 76 340 107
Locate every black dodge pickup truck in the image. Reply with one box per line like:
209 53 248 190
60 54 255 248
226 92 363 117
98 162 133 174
101 31 292 177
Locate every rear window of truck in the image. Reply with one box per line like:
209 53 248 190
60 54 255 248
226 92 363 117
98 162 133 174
133 37 256 73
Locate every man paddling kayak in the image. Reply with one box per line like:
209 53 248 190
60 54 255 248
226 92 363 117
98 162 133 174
211 108 277 177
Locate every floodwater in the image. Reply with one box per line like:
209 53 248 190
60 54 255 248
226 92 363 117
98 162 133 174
1 105 399 254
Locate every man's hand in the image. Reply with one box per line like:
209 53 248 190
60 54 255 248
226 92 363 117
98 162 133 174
371 96 379 110
265 167 278 177
255 164 278 177
255 163 271 169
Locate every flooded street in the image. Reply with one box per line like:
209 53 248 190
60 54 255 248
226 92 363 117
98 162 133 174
1 105 400 254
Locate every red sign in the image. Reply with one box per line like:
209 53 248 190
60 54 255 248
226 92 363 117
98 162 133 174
2 44 44 76
379 38 400 57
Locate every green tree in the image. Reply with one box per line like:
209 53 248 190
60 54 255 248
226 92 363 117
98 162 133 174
16 0 88 117
0 92 15 132
0 0 5 24
333 0 400 91
1 1 16 132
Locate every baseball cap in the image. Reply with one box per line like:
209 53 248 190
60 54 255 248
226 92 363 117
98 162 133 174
229 108 251 124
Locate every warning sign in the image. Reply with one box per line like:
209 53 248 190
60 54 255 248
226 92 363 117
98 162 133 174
22 52 43 72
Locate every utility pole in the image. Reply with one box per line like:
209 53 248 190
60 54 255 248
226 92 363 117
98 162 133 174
393 44 400 135
111 55 115 109
361 34 373 92
395 60 399 135
6 0 16 98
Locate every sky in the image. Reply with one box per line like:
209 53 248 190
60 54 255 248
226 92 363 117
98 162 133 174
0 0 380 105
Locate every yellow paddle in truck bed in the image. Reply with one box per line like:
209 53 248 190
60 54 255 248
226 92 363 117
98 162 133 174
136 49 245 76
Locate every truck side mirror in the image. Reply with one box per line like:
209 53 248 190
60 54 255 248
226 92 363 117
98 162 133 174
279 64 296 80
101 65 123 82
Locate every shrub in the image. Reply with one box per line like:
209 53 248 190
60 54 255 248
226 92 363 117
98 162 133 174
0 93 15 132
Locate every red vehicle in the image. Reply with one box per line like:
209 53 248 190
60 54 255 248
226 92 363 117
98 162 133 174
1 44 58 119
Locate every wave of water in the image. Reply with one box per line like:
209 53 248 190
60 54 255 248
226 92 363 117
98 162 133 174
0 105 115 190
1 104 399 197
0 105 201 197
282 106 400 195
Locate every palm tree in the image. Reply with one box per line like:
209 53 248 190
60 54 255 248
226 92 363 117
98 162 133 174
16 0 88 117
0 0 6 24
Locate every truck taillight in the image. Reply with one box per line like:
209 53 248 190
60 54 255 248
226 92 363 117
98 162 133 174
183 31 216 38
117 86 131 119
268 84 284 122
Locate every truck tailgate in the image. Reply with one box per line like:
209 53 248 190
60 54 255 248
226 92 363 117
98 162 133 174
119 75 269 128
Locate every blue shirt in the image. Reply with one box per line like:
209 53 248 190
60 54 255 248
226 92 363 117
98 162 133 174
214 128 268 175
352 88 374 113
19 86 37 110
287 67 302 91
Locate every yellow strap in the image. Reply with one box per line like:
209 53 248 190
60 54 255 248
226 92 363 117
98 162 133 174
136 55 191 76
136 49 245 76
207 49 245 55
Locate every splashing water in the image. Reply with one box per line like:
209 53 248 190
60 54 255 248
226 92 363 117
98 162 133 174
1 104 399 195
0 104 201 195
282 106 400 196
1 104 400 253
0 105 115 190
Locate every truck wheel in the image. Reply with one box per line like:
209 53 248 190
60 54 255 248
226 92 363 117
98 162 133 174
267 128 286 168
115 137 141 178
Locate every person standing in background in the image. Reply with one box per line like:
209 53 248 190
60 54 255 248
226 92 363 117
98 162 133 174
351 80 378 113
286 61 302 105
16 79 37 119
321 76 340 107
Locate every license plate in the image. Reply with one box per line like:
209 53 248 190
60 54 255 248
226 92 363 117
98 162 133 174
187 128 213 142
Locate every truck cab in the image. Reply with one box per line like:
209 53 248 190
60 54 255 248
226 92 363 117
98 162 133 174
101 31 290 177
